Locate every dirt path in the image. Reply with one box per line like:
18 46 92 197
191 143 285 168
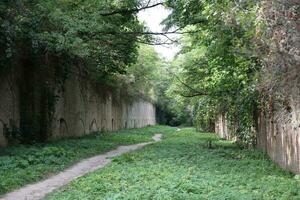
1 134 162 200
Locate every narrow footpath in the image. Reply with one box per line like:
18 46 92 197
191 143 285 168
0 134 162 200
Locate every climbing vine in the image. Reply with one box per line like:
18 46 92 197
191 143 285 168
257 0 300 125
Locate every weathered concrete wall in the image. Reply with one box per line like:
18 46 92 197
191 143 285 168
257 109 300 174
215 111 300 174
0 68 20 146
255 0 300 174
51 72 156 138
0 66 156 145
215 114 231 140
215 0 300 174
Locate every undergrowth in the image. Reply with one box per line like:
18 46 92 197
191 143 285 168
47 128 300 200
0 125 175 195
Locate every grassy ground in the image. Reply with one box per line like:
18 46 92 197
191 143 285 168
47 128 300 200
0 125 175 195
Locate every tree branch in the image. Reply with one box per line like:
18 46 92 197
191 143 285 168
100 2 164 16
126 28 201 36
174 74 206 95
136 39 175 46
179 92 207 98
166 68 208 97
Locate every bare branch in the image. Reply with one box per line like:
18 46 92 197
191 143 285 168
161 34 179 43
145 0 152 7
87 29 201 40
165 68 208 97
92 24 203 37
179 92 207 98
100 2 164 16
136 39 174 46
131 28 200 36
174 74 206 94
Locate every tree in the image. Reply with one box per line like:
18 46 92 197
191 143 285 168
1 0 147 75
164 0 261 145
0 0 149 142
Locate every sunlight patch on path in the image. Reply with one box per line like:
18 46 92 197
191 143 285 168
0 134 162 200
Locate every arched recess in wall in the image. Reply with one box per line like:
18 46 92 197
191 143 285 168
0 119 6 146
6 74 17 119
124 120 128 129
130 119 134 128
79 118 86 135
118 118 121 129
90 119 98 132
59 118 69 137
101 119 106 131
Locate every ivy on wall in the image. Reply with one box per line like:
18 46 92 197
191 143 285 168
257 0 300 125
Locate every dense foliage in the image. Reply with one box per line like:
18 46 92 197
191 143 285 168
1 0 298 145
164 0 261 145
47 128 300 200
256 1 300 126
0 0 144 74
0 1 298 197
119 44 191 126
0 0 166 143
0 125 174 194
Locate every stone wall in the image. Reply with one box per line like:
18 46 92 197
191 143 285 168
0 66 156 146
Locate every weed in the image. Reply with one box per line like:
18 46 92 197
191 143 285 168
47 128 300 200
0 125 175 195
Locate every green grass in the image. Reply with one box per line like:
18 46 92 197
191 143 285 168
0 125 175 195
47 128 300 200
